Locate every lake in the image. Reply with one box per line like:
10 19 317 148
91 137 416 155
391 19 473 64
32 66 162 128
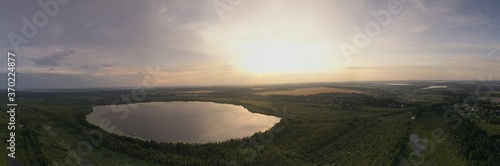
86 101 280 143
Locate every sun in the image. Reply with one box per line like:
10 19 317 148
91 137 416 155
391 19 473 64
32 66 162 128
233 39 334 74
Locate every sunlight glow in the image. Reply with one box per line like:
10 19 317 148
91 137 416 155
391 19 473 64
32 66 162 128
233 39 334 74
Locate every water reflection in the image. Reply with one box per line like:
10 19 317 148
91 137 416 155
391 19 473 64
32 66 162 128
87 102 280 143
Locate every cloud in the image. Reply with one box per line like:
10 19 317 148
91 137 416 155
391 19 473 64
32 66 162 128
1 0 500 89
31 49 76 68
14 72 141 89
79 63 114 71
439 13 490 28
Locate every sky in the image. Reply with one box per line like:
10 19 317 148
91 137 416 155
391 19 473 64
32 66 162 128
1 0 499 89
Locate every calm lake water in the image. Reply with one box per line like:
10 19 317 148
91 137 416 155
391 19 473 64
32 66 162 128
86 101 280 143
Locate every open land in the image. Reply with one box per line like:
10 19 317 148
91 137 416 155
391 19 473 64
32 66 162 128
1 81 500 165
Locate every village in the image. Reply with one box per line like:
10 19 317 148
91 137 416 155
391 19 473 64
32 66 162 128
454 98 500 124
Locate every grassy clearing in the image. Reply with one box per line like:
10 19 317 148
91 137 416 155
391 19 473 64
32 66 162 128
255 87 363 96
399 107 467 166
477 122 500 135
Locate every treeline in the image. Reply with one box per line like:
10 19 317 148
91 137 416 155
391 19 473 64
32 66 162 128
266 93 405 109
445 112 500 165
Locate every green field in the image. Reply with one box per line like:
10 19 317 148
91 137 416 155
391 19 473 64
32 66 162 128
478 122 500 136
